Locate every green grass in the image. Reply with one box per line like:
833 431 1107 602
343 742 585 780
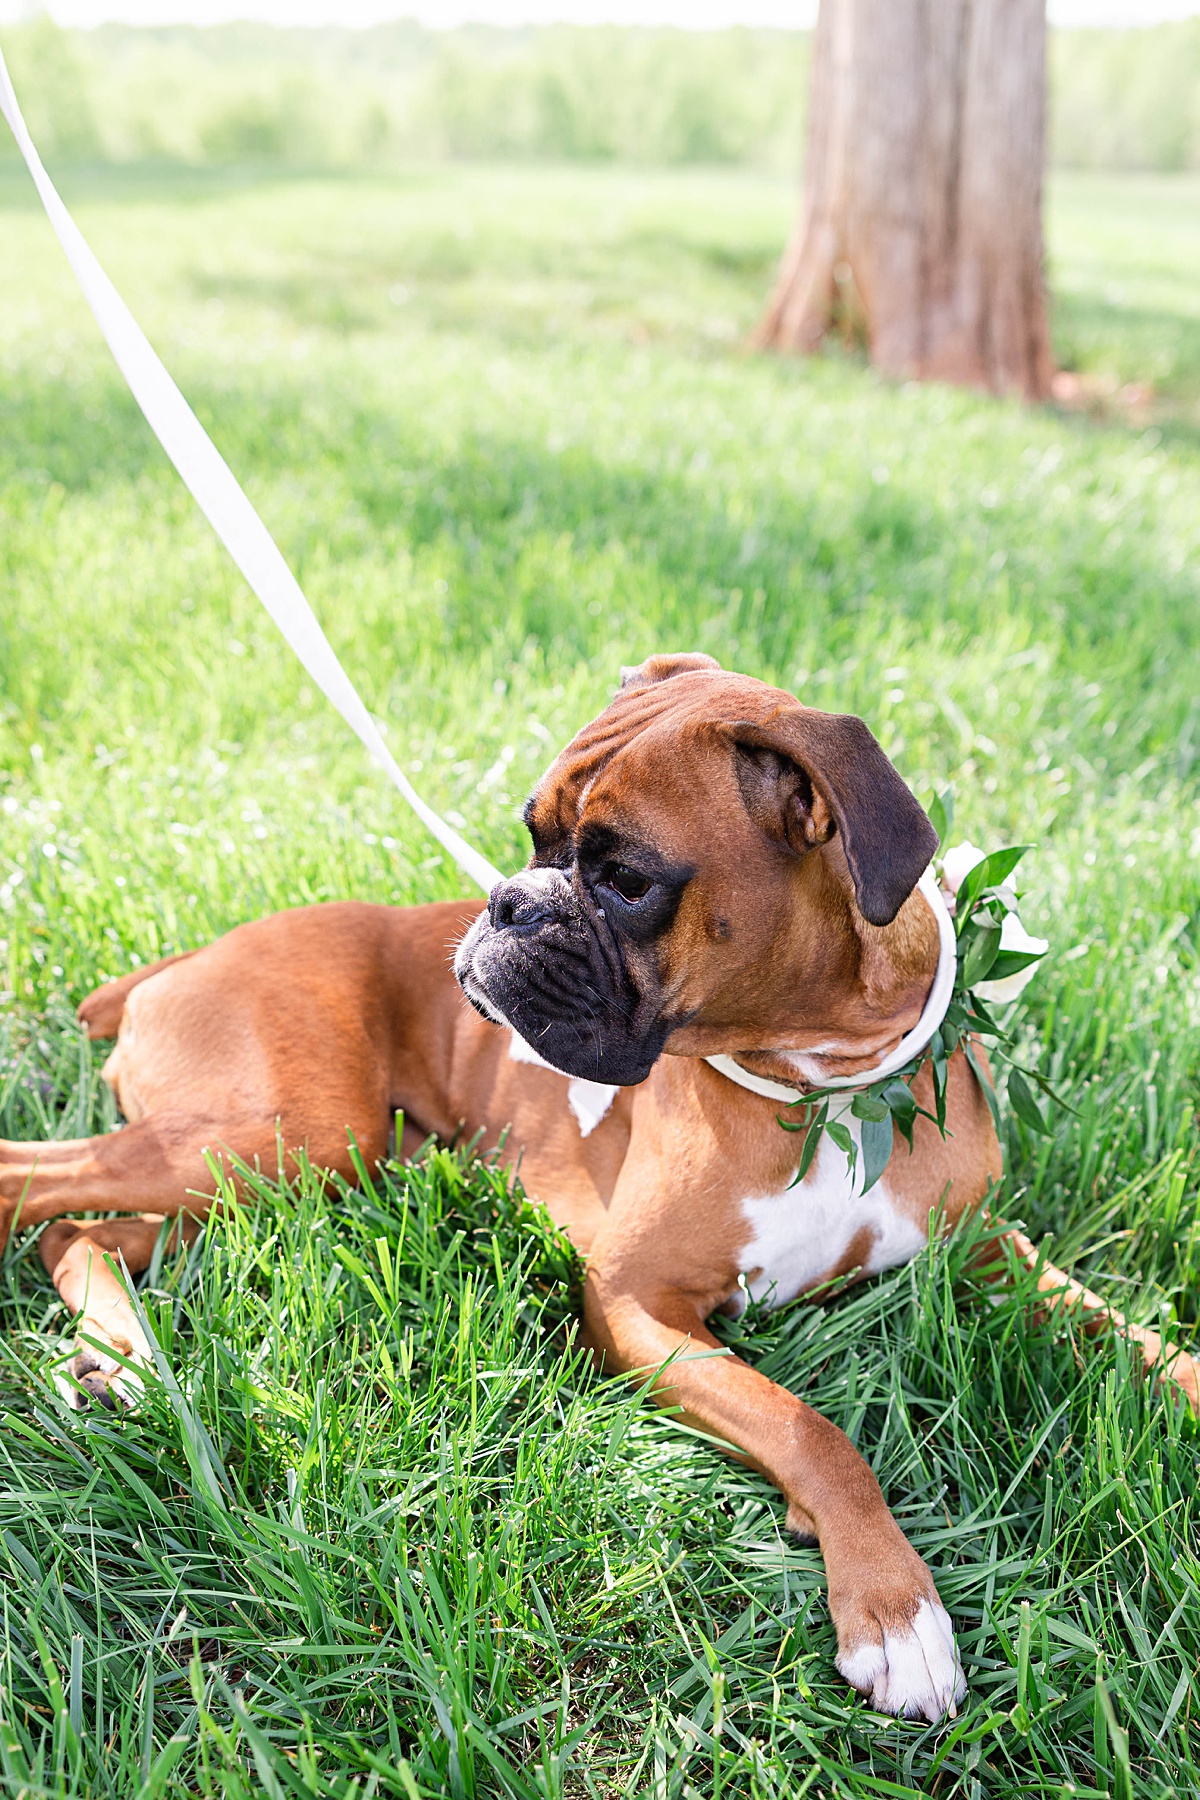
0 161 1198 1796
1047 172 1200 431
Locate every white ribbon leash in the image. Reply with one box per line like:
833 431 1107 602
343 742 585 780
2 54 951 1139
0 46 501 897
0 48 625 1128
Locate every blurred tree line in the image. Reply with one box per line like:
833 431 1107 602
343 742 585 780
2 16 1198 175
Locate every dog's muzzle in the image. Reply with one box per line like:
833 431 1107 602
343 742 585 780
454 868 666 1086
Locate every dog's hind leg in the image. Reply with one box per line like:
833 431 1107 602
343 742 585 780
0 1112 293 1249
40 1212 204 1409
980 1226 1200 1414
76 951 198 1041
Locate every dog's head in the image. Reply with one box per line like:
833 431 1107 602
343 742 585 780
454 654 937 1084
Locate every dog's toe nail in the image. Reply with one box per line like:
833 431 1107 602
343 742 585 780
79 1371 118 1410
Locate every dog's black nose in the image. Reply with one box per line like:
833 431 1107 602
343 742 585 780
489 879 554 932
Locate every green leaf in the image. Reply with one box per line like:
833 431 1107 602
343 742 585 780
1008 1066 1052 1135
850 1093 889 1122
985 947 1045 981
881 1077 918 1148
962 918 1003 986
965 989 1004 1034
859 1113 894 1193
928 787 954 849
932 1055 948 1133
954 845 1033 933
964 1039 1002 1133
880 1078 917 1123
1021 1063 1075 1114
953 862 989 932
825 1119 854 1157
793 1100 828 1182
978 844 1032 888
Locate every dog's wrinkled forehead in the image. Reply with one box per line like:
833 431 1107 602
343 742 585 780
524 652 938 929
524 660 750 855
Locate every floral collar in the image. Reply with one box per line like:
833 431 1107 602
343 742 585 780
709 816 1050 1193
705 866 958 1105
510 807 1051 1164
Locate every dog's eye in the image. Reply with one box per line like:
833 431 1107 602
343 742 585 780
607 866 653 903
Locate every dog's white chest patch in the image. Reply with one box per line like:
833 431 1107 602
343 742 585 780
735 1113 926 1312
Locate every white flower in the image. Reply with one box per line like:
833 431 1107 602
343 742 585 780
976 911 1049 1003
940 840 986 896
940 838 1018 913
940 840 1047 1002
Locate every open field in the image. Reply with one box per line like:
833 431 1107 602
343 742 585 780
1 163 1199 1796
3 18 1200 175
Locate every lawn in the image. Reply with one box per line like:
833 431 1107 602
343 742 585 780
0 160 1198 1797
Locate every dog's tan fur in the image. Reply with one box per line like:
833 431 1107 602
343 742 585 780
3 654 1195 1721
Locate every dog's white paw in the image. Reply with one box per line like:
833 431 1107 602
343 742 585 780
836 1596 966 1722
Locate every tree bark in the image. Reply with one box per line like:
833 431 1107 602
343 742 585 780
758 0 1053 401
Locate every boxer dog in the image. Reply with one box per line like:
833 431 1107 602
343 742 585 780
3 653 1196 1723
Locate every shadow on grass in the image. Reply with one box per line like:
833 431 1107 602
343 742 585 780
1051 291 1200 444
3 353 1200 757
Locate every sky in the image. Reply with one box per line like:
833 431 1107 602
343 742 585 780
5 1 1199 28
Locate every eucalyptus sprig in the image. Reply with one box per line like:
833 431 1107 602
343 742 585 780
782 789 1055 1193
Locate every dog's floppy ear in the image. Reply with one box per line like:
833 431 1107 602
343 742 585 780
726 709 936 927
619 652 721 691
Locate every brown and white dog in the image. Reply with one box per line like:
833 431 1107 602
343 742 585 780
2 653 1196 1722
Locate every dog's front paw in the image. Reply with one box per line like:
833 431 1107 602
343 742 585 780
822 1522 966 1719
1157 1346 1200 1416
835 1593 965 1721
58 1340 147 1412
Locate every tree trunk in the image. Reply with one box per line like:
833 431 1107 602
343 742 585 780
758 0 1053 401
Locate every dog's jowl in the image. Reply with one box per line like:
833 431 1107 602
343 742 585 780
4 654 1196 1722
